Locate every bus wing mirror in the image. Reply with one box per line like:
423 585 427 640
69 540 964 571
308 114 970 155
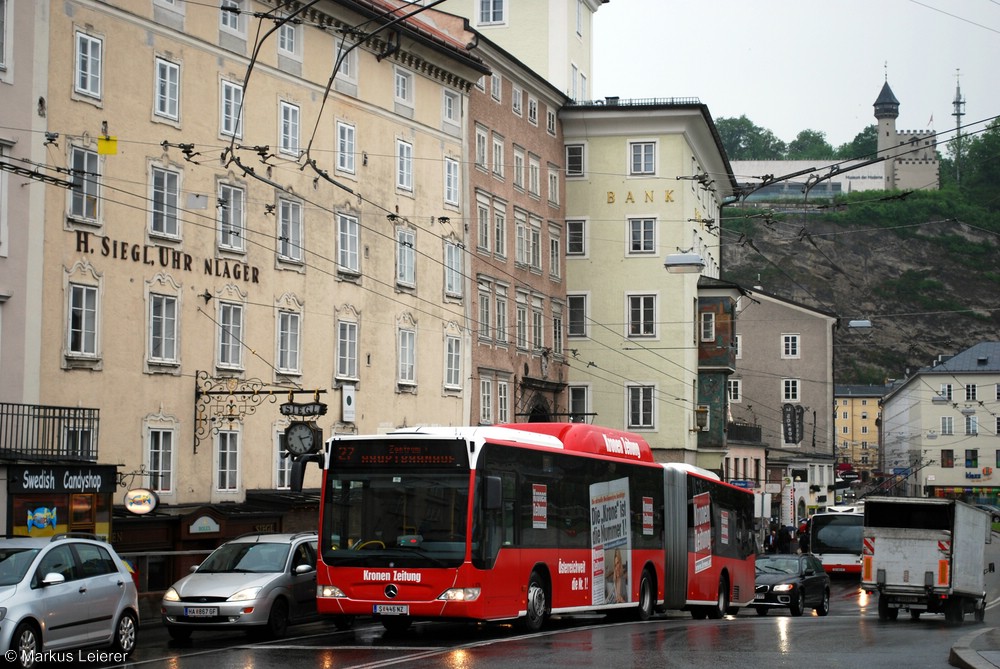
485 476 502 511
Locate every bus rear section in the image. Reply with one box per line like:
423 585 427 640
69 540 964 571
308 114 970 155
809 512 863 575
315 424 668 632
662 464 757 618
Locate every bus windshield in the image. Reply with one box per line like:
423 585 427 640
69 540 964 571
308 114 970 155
811 513 863 554
320 439 471 569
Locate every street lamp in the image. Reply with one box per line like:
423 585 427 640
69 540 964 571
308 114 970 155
663 249 705 274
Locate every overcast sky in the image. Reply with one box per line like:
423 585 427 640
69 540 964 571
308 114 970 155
592 0 1000 150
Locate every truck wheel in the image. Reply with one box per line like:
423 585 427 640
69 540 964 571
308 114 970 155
877 595 897 621
909 610 921 620
945 599 964 624
975 601 986 623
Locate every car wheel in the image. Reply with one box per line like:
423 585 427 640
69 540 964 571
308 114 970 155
264 598 290 639
816 589 830 617
789 589 805 616
519 570 548 632
167 626 192 641
635 569 655 621
707 576 729 619
755 606 768 616
11 621 40 669
111 611 138 655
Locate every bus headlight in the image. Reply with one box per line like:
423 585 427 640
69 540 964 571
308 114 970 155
437 587 481 602
318 584 346 598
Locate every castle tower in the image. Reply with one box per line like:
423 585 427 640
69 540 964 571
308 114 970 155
874 80 900 189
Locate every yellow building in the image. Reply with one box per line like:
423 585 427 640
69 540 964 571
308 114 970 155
834 384 886 481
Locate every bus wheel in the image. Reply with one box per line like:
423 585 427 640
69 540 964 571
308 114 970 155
520 571 548 633
636 569 655 621
381 615 412 633
690 608 708 620
707 576 729 619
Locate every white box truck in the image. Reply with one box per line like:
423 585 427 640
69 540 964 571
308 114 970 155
861 497 994 623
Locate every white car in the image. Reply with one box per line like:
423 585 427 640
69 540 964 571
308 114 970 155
0 534 139 669
161 531 319 641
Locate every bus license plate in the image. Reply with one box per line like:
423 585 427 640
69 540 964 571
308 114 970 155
374 604 409 615
184 607 218 617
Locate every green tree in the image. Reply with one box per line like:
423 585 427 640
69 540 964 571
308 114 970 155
716 115 787 160
787 129 834 160
957 118 1000 211
835 125 878 160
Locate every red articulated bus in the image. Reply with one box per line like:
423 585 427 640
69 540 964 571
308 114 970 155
313 423 756 632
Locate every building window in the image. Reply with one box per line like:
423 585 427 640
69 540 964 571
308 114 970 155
335 39 357 82
495 286 508 343
628 385 654 429
75 31 102 99
532 303 544 350
965 384 978 402
70 146 99 222
218 183 245 251
701 312 715 342
445 158 460 205
728 378 742 403
279 101 300 156
628 295 655 337
68 284 98 356
394 67 413 106
629 141 654 175
568 294 587 337
337 213 360 274
566 145 584 177
396 139 413 191
443 89 460 124
396 228 415 287
940 383 953 400
220 0 243 33
216 430 239 492
547 109 557 134
277 311 301 374
478 283 491 339
965 449 979 468
63 427 94 459
276 432 292 490
782 378 800 402
337 121 355 173
941 415 954 435
941 449 954 468
220 80 243 138
494 202 507 258
278 16 300 57
513 147 525 189
552 308 563 355
479 378 493 424
337 320 358 380
148 429 174 493
497 380 509 423
149 294 177 362
479 0 505 24
490 73 501 102
515 295 527 349
151 166 179 237
528 155 541 195
734 334 742 359
492 134 505 178
549 232 561 279
444 242 462 296
548 167 559 205
567 220 585 256
477 198 491 252
966 415 979 436
511 85 522 115
277 199 302 262
398 328 416 385
154 57 180 120
475 126 488 169
569 386 589 423
218 302 243 369
628 217 655 254
0 0 8 70
782 333 800 359
527 97 538 125
445 336 462 389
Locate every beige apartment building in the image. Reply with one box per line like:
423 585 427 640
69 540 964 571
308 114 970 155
834 384 887 482
0 0 490 566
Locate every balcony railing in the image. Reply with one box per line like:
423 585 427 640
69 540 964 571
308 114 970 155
0 403 100 462
726 421 763 444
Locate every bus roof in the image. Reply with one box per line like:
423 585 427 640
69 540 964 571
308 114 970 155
495 423 656 463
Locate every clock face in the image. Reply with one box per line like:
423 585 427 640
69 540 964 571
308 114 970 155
285 422 316 456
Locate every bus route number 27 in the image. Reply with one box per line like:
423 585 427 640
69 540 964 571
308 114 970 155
335 446 356 462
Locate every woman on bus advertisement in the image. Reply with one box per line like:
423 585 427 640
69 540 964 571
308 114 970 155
590 477 631 605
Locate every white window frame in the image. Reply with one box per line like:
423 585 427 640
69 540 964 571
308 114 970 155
396 227 416 287
337 320 358 380
566 144 584 177
477 197 491 252
445 157 460 205
547 167 559 205
492 134 505 178
75 31 102 99
445 336 462 389
475 125 488 169
396 139 413 191
148 428 174 493
151 165 180 238
70 146 100 222
497 380 509 423
278 198 303 262
567 219 586 256
941 415 954 436
276 430 292 490
627 385 655 430
154 57 180 121
728 378 742 403
279 101 300 157
511 85 522 116
398 328 416 385
494 202 507 258
218 182 245 251
568 294 587 337
337 121 356 174
443 89 460 125
478 282 491 340
495 285 508 344
444 242 463 297
337 212 360 274
149 293 178 363
335 39 357 83
527 96 538 125
220 0 245 35
478 0 506 25
216 430 240 492
528 155 540 195
628 217 655 254
277 310 301 374
701 312 716 342
480 377 493 424
68 283 99 357
629 141 655 175
782 378 800 402
218 301 244 369
278 16 301 58
628 294 656 338
220 79 244 138
782 333 800 359
394 67 413 106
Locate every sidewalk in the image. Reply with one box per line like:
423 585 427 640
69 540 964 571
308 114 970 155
950 626 1000 669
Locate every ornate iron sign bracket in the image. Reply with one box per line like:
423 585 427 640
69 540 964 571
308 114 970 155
193 370 302 454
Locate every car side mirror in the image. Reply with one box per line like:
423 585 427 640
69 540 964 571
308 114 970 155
41 572 66 586
294 564 315 575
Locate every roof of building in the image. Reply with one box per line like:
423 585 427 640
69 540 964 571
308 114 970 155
918 341 1000 374
834 384 890 398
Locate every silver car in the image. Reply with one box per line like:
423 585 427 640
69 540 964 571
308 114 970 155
161 531 318 640
0 534 139 669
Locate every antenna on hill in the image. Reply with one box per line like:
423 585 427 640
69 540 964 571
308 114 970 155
952 69 965 184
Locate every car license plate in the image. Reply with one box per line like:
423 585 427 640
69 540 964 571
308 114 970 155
374 604 409 615
754 594 765 600
184 607 218 617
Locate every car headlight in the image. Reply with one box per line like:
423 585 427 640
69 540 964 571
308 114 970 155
773 584 795 592
162 587 180 602
437 587 481 602
228 587 263 602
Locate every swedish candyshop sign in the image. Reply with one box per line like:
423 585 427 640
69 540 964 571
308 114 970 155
8 465 117 494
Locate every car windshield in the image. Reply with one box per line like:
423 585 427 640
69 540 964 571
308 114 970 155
756 557 800 575
197 542 290 574
0 548 39 586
